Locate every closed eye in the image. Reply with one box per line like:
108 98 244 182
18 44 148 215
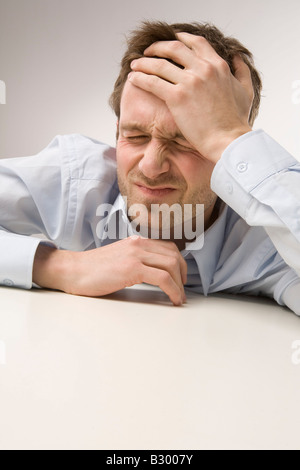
173 141 194 152
126 135 150 143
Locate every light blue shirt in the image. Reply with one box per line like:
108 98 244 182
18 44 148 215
0 130 299 314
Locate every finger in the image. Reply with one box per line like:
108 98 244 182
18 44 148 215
137 238 188 284
141 251 185 301
232 55 254 99
176 32 221 61
148 245 188 286
131 57 183 84
163 248 188 286
141 265 184 306
128 71 173 101
144 40 195 68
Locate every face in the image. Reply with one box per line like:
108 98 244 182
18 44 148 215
116 80 217 243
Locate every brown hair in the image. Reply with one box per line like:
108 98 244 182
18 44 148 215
110 21 262 126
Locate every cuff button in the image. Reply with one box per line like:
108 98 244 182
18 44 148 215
237 162 248 173
3 279 14 287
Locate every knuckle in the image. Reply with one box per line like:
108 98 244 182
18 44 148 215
187 73 201 88
195 35 208 46
203 62 215 78
171 40 184 52
159 270 171 285
128 235 141 246
126 237 144 257
168 257 178 270
167 241 178 251
173 84 186 103
218 59 230 74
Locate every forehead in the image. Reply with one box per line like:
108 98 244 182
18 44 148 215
119 80 178 135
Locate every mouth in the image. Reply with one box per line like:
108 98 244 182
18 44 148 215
135 183 178 198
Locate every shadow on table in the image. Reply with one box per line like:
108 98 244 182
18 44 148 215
102 284 290 313
26 283 293 317
103 285 174 307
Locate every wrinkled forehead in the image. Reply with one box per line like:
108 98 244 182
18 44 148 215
119 80 179 137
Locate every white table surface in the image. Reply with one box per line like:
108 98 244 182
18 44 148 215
0 284 300 450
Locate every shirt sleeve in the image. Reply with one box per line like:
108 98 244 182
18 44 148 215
211 129 300 314
0 231 54 289
0 136 70 289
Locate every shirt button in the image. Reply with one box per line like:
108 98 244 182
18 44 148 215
3 279 14 287
225 182 233 194
237 162 248 173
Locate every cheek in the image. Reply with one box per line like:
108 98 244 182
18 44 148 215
116 141 141 175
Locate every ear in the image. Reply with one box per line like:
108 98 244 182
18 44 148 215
116 120 119 141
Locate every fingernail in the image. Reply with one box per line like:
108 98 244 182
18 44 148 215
128 72 134 81
130 59 137 68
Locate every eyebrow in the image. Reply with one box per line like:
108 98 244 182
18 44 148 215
119 123 149 133
119 122 187 141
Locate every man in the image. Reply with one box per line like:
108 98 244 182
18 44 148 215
0 21 299 314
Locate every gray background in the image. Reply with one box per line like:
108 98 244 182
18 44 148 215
0 0 300 159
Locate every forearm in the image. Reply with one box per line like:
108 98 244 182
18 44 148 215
211 130 300 313
211 130 300 271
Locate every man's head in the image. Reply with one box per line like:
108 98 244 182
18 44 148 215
110 21 262 126
111 21 262 248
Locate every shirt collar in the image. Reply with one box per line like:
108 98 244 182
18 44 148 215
104 193 136 240
183 201 228 294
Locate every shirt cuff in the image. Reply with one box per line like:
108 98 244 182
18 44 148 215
211 129 299 217
281 280 300 316
0 232 56 289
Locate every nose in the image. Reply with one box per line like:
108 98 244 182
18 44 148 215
138 139 170 180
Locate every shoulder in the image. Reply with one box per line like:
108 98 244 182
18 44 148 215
47 134 117 183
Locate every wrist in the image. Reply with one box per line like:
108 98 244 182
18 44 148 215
204 126 252 164
33 244 75 292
